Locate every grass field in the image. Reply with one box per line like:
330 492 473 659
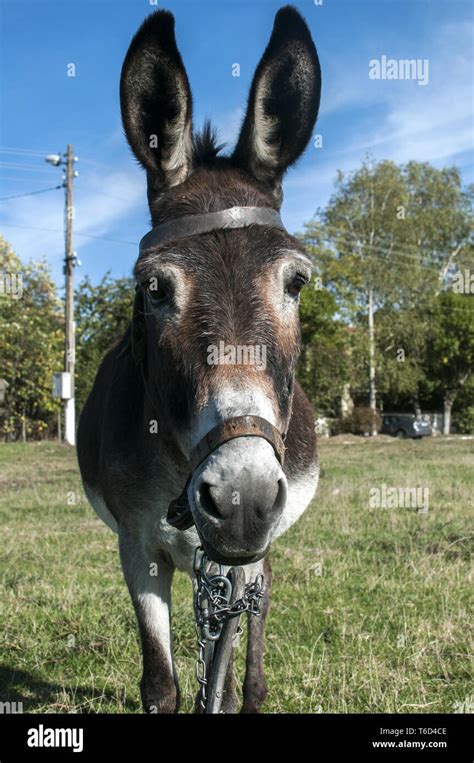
0 437 472 714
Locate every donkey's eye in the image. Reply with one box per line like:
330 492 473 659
146 279 168 304
286 274 308 298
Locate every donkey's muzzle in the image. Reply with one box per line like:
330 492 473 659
192 437 287 564
167 415 286 533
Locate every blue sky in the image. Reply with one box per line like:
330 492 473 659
1 0 472 286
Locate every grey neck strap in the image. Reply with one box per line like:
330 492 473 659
139 206 285 254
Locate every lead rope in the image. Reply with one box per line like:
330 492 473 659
193 548 265 712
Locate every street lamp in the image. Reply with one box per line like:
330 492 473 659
45 154 62 167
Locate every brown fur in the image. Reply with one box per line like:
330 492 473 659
78 6 321 714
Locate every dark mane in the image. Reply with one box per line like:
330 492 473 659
192 121 226 166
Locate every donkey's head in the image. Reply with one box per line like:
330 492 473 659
121 7 321 565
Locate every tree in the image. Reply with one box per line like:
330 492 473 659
374 305 430 414
301 159 472 430
75 273 134 412
425 292 474 434
297 282 351 417
401 165 473 293
322 159 409 431
0 237 63 440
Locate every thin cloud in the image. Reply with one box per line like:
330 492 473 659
0 166 145 277
282 19 473 233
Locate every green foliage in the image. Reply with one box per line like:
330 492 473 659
337 405 383 436
310 159 472 313
0 240 134 437
323 159 410 310
454 405 474 435
75 273 134 412
402 164 473 285
374 306 429 407
297 283 351 415
425 291 474 404
299 159 473 422
0 237 63 439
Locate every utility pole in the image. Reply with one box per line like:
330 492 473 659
64 145 75 445
46 146 79 446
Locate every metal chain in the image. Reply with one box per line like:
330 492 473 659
193 548 265 709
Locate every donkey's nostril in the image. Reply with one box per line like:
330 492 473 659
196 470 285 524
198 481 223 520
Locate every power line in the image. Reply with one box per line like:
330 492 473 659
0 224 468 267
0 222 137 247
317 247 474 311
305 223 472 261
308 233 472 274
0 176 52 183
323 236 441 262
317 236 447 264
315 245 443 273
0 147 120 174
0 146 51 157
1 226 470 309
0 185 62 201
309 219 453 255
0 162 58 174
325 249 441 272
1 159 141 203
1 175 139 202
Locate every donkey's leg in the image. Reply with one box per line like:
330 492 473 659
221 655 238 713
241 556 272 713
119 532 179 713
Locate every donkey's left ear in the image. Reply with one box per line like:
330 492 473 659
120 11 193 192
232 6 321 201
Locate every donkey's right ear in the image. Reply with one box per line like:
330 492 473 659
120 11 193 190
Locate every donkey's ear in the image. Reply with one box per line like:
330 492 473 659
120 11 193 190
232 6 321 200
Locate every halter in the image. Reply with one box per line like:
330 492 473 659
139 205 285 254
135 205 291 531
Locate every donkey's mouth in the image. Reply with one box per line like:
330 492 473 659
166 478 271 565
200 537 270 567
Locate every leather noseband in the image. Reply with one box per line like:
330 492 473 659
190 415 285 472
167 415 286 532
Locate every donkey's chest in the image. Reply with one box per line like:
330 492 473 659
97 462 202 574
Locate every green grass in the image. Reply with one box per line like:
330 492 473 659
0 437 472 713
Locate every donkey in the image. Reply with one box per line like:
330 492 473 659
77 5 321 713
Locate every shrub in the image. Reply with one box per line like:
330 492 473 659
454 406 474 435
335 406 382 436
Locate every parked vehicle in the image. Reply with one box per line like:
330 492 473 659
381 413 433 439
